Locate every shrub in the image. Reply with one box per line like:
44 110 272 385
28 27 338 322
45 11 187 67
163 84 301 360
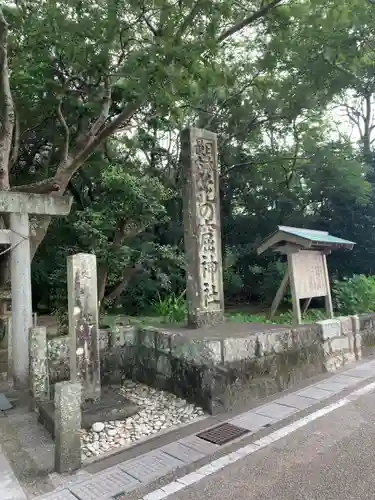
251 260 288 305
333 274 375 315
151 291 187 324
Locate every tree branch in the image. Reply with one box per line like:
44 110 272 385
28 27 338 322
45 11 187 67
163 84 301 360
9 106 19 171
104 262 143 302
53 81 139 190
54 97 142 191
217 0 285 43
56 96 70 162
12 177 60 194
19 115 52 140
97 218 149 303
175 1 202 42
142 13 159 37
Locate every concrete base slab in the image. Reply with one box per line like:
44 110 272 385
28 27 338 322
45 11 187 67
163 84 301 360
254 402 297 419
69 465 140 500
297 387 334 400
230 412 275 432
118 450 184 483
278 394 316 410
38 387 138 437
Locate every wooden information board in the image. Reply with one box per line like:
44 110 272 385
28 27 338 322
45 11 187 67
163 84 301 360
290 250 328 299
258 225 355 325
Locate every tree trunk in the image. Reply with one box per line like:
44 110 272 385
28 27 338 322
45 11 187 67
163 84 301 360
0 8 14 301
103 263 143 304
97 268 108 305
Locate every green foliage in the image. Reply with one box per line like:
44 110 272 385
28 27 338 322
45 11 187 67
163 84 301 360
227 313 274 324
222 247 244 296
333 275 375 315
14 0 375 318
257 261 288 305
53 309 69 335
227 309 327 326
151 291 187 324
276 310 328 325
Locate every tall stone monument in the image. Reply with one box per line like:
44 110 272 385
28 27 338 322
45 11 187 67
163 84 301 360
181 127 224 328
67 253 101 401
0 192 72 389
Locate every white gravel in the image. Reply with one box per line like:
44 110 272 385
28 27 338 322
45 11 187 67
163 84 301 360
81 380 205 460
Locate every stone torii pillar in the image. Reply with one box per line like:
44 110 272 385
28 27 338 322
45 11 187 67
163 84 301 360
0 192 72 389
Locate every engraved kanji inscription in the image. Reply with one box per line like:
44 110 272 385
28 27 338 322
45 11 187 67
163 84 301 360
182 128 224 326
291 250 329 299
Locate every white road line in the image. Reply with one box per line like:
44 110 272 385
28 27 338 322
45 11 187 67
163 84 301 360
142 379 375 500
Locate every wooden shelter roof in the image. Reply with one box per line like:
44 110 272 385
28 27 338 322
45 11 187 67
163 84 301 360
257 226 355 255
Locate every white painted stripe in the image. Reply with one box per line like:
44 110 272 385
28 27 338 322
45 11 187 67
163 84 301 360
141 380 375 500
347 380 375 398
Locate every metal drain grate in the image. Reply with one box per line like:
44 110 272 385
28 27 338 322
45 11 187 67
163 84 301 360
196 422 250 445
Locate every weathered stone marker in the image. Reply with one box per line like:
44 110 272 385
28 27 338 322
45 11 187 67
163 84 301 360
181 127 224 328
54 381 82 473
6 316 12 380
0 192 72 389
29 326 49 408
67 253 101 401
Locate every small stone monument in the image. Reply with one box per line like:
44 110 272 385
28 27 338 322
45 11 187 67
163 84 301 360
29 326 49 408
38 252 138 441
67 253 101 401
181 127 224 328
257 226 355 324
54 381 82 473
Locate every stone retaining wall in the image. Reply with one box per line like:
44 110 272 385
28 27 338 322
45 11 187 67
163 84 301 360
358 313 375 357
45 314 375 414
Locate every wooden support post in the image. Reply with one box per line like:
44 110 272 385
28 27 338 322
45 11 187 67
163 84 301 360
302 297 312 315
287 253 302 325
269 270 289 319
322 253 334 318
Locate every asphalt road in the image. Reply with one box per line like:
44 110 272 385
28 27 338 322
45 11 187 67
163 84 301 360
167 386 375 500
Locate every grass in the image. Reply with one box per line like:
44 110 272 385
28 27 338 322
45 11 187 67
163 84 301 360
226 309 328 325
100 309 328 329
43 305 329 338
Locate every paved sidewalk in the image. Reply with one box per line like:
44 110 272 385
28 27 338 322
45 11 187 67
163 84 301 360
0 447 27 500
34 359 375 500
136 379 375 500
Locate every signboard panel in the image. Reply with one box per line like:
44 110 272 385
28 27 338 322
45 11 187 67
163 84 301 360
291 250 328 299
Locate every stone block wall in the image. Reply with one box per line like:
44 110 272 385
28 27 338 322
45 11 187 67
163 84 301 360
45 314 374 415
317 316 361 372
358 313 375 357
